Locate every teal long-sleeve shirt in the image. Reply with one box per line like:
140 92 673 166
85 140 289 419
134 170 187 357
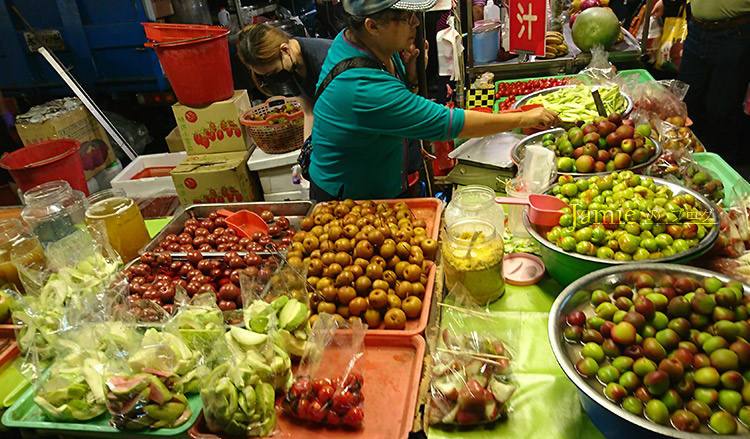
310 30 465 199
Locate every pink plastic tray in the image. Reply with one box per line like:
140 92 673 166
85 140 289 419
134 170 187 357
189 334 425 439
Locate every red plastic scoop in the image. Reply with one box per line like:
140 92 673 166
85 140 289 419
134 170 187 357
216 209 269 237
495 194 570 227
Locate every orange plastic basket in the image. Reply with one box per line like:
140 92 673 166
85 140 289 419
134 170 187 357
240 96 304 154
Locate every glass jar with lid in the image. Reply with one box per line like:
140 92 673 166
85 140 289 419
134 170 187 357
443 219 505 304
444 185 505 236
85 188 150 263
21 180 88 247
0 218 47 293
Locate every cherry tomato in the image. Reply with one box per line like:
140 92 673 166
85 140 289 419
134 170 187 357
342 406 364 427
317 385 335 404
308 401 327 423
290 377 313 399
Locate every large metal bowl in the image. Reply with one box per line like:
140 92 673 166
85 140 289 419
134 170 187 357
510 128 663 177
523 176 720 286
512 85 635 121
549 263 750 439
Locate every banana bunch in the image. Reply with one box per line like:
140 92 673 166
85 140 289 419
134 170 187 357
544 31 569 59
616 29 624 43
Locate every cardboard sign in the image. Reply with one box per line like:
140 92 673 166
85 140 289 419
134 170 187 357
509 0 547 57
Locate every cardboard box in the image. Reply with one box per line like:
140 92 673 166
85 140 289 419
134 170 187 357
165 126 185 153
170 151 262 206
172 90 252 156
111 152 186 198
151 0 174 18
246 147 300 195
16 98 117 180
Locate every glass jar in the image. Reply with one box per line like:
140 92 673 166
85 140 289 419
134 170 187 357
85 188 150 263
445 185 505 236
21 180 88 247
0 218 47 293
443 219 505 304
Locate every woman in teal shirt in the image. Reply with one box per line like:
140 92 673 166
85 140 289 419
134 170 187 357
310 0 558 200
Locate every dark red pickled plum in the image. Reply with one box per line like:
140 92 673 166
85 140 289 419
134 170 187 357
658 358 684 384
633 296 656 320
567 310 586 326
622 312 646 332
643 370 670 395
600 321 615 338
582 329 604 344
624 345 644 359
670 409 699 432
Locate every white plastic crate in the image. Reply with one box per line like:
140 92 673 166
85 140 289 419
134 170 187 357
110 152 186 197
246 147 299 195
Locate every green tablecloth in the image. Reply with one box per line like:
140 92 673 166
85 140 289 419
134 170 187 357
427 276 606 439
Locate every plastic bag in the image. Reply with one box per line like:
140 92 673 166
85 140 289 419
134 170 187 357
577 46 617 83
658 120 705 153
644 148 724 203
630 80 689 126
427 294 516 426
654 5 687 72
283 313 366 428
472 72 495 90
131 188 182 220
241 257 311 358
17 321 141 423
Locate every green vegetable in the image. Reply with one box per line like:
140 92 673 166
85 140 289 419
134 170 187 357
105 373 191 431
278 298 308 331
526 85 627 122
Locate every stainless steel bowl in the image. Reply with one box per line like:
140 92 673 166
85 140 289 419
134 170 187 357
549 263 750 439
510 128 663 177
523 176 721 286
512 85 635 120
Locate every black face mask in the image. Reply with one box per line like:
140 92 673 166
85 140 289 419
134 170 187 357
258 51 300 97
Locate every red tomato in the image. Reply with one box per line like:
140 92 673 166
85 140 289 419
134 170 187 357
296 399 310 420
326 411 341 426
342 406 364 427
331 389 355 414
318 385 334 404
290 377 313 399
308 400 327 423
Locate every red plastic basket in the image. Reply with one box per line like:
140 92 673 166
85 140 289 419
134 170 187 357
239 96 304 154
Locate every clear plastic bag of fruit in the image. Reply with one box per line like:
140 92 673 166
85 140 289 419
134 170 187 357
200 342 278 436
283 313 366 429
575 46 617 85
240 255 311 358
630 79 689 124
644 147 724 203
427 292 517 427
657 119 706 153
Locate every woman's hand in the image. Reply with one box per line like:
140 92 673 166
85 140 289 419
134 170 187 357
520 107 558 129
403 41 429 85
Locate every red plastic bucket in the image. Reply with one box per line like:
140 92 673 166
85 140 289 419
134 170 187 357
143 23 233 106
0 139 89 195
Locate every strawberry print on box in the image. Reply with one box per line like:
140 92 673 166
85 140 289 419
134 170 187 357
170 151 262 206
172 90 252 155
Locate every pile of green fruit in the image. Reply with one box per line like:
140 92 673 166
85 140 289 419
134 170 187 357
562 272 750 434
538 113 657 174
546 172 715 260
525 84 628 122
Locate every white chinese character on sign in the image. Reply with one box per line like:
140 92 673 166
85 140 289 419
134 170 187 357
516 3 538 40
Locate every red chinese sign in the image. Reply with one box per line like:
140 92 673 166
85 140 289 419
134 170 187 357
509 0 547 57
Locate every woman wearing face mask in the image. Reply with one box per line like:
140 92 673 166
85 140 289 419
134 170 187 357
237 24 332 138
310 0 558 201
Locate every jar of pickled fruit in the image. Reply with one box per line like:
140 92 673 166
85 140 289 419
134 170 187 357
85 188 150 263
21 180 88 247
443 219 505 303
0 218 46 293
444 185 505 237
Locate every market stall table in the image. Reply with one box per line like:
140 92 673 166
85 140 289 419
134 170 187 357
426 274 606 439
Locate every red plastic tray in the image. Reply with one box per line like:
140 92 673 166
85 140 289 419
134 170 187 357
0 340 19 368
0 319 17 339
371 198 443 242
130 166 176 180
188 334 425 439
311 198 442 336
